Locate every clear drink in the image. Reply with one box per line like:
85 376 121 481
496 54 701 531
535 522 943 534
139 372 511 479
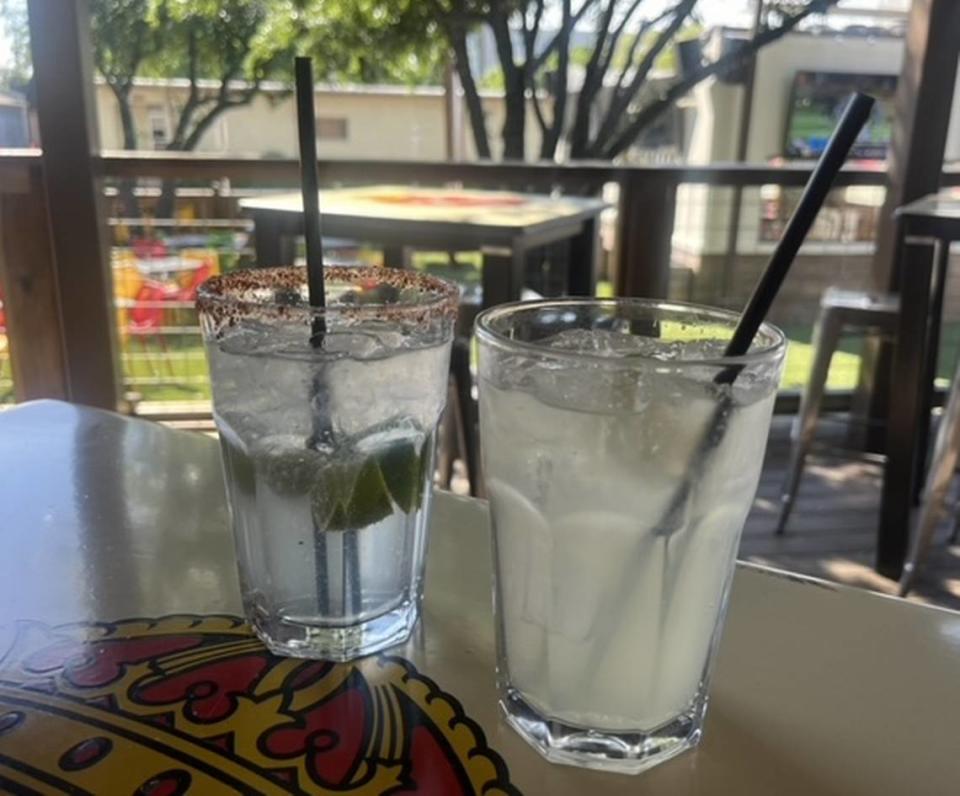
198 266 457 660
477 299 785 773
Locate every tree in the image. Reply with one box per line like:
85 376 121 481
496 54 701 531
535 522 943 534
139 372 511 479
88 0 442 215
91 0 304 155
438 0 840 161
2 0 443 213
90 0 443 159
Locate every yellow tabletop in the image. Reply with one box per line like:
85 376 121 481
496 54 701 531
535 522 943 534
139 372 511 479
240 185 607 231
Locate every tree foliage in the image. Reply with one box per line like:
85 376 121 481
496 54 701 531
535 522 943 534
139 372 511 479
435 0 840 161
0 0 30 93
0 0 444 150
0 0 843 163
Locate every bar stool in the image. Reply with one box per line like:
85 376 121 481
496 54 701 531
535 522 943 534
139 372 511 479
775 288 899 534
899 355 960 596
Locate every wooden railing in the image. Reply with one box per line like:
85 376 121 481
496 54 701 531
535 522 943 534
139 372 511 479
3 148 960 409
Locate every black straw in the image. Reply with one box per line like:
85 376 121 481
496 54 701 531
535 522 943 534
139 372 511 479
294 56 326 344
720 92 876 372
589 93 876 678
295 57 361 618
668 93 875 513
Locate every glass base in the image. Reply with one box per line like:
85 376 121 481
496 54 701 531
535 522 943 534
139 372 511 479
249 597 419 661
501 687 706 775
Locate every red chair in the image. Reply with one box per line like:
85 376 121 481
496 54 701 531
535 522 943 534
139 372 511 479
127 280 179 377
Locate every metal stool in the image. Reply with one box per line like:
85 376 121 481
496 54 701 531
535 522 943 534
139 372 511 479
899 355 960 596
775 288 900 534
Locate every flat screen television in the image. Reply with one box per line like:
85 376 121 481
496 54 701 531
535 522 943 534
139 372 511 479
784 71 897 160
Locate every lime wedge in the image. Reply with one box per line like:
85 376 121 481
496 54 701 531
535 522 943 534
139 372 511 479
311 435 431 532
377 439 424 514
310 457 393 532
241 429 430 533
341 458 395 530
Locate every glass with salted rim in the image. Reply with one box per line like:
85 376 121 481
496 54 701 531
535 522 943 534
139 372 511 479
198 266 457 660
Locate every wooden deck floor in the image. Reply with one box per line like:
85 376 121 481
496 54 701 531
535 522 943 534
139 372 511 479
741 416 960 611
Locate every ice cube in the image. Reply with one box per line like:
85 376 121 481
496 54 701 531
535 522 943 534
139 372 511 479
541 328 728 361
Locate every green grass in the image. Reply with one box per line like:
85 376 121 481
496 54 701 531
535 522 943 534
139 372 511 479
112 256 960 404
119 327 960 403
121 336 211 402
780 324 864 391
781 322 960 392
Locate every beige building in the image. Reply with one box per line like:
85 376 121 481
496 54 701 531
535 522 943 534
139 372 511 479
668 29 960 325
677 29 960 259
94 78 541 161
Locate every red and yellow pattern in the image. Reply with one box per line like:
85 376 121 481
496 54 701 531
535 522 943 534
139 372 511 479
0 616 519 795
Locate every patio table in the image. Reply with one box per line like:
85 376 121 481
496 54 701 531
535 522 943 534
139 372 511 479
1 400 958 794
239 185 607 308
879 188 960 576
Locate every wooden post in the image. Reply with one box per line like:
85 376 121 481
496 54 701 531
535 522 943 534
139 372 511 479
0 167 69 402
860 0 960 449
614 175 676 299
873 0 960 287
27 0 119 408
721 0 765 297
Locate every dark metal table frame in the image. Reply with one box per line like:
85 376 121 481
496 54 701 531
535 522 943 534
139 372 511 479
245 195 605 308
879 191 960 577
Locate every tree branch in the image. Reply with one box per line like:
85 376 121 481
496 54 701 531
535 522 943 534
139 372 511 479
591 0 697 154
530 84 550 135
611 1 677 96
540 0 572 159
169 24 201 148
489 5 519 80
490 3 528 158
521 0 545 65
568 0 619 157
598 0 650 81
530 0 599 72
602 0 839 158
179 76 261 152
449 23 492 159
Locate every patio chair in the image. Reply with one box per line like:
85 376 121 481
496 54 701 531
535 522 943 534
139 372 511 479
775 287 899 534
126 280 180 378
899 354 960 596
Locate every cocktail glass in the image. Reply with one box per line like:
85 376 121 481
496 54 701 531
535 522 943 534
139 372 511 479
476 298 785 773
198 266 457 660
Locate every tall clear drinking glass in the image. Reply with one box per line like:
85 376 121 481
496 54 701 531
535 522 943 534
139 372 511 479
477 299 785 773
198 266 457 660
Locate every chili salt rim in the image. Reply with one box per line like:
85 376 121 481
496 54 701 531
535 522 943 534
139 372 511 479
197 266 460 332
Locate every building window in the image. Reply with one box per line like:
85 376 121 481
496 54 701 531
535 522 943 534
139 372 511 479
148 106 169 148
316 117 348 141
